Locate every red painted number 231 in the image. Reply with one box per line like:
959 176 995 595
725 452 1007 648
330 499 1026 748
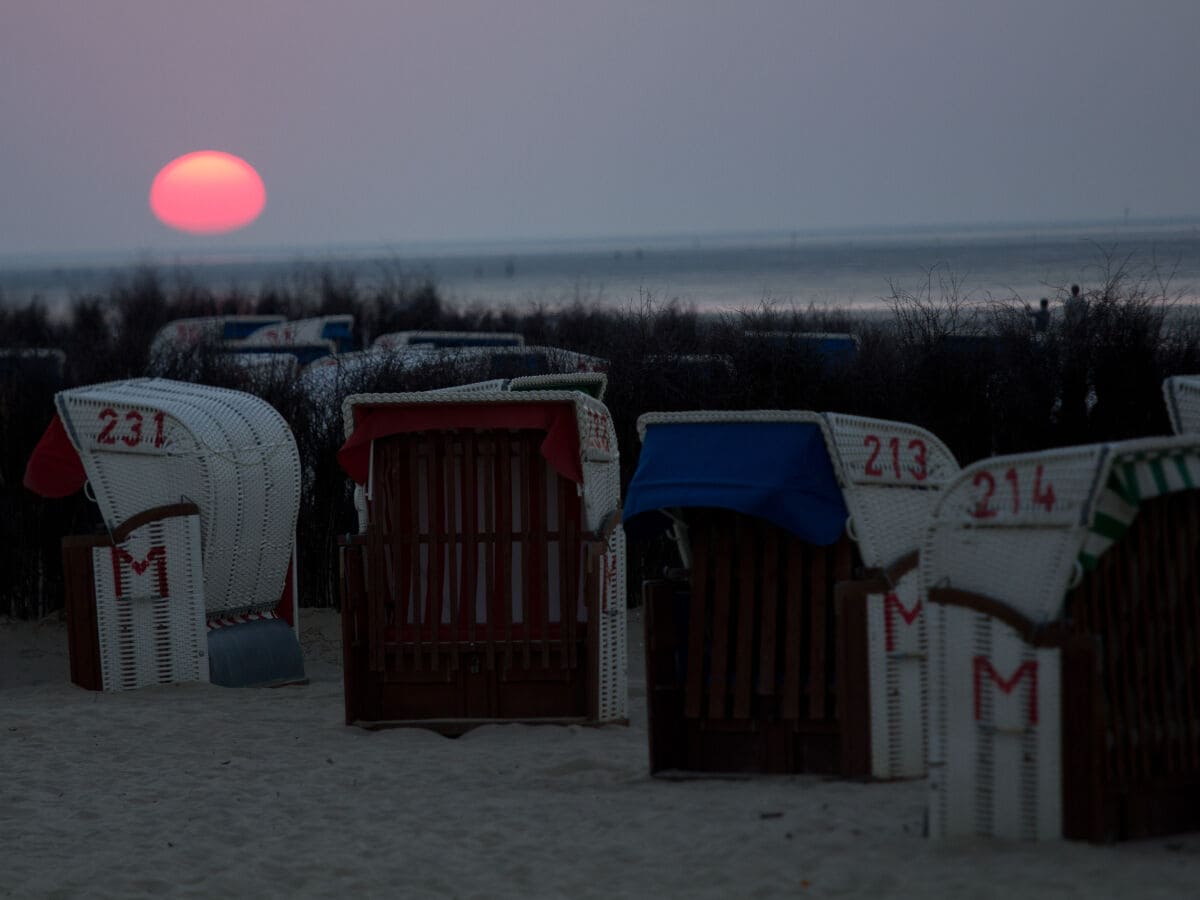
96 408 166 448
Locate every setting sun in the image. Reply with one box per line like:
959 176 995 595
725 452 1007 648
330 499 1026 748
149 150 265 234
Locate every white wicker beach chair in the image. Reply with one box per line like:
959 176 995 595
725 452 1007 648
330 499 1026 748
53 378 301 619
1162 375 1200 435
628 410 957 777
148 315 286 360
337 388 626 729
923 434 1200 841
233 315 354 350
372 330 525 351
27 378 305 689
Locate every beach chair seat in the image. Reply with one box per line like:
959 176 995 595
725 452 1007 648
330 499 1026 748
924 437 1200 841
337 389 626 731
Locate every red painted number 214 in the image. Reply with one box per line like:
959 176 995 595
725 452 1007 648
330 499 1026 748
971 464 1056 518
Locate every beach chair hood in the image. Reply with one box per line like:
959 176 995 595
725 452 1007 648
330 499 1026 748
626 410 958 570
24 377 301 617
338 389 620 533
923 434 1200 627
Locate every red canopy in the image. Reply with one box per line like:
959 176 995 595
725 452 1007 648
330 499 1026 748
337 400 583 485
24 414 87 498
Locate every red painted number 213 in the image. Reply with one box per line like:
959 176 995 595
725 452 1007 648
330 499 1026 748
864 434 928 482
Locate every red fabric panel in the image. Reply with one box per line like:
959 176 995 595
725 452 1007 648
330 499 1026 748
337 401 583 485
23 414 87 498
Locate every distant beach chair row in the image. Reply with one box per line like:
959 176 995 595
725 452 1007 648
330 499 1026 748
21 361 1200 845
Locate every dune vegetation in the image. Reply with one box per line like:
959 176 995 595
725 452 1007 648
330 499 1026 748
2 253 1197 619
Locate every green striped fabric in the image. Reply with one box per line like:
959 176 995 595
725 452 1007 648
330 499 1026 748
1079 449 1200 570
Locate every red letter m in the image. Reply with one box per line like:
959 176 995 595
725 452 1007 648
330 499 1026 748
973 656 1038 725
110 545 168 598
883 592 922 652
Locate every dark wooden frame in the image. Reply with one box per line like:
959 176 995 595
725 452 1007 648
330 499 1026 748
340 428 618 733
643 509 863 775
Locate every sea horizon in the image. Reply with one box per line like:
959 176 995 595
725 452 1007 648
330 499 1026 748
4 215 1199 314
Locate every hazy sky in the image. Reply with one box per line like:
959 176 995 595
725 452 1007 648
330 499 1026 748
2 0 1198 259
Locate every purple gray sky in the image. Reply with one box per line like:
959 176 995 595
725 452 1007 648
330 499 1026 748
2 1 1198 259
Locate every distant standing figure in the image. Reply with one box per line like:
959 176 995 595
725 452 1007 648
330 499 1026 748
1031 298 1050 332
1060 283 1090 440
1064 283 1086 328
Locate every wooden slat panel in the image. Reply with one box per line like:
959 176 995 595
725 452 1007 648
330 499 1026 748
383 442 404 674
808 545 828 721
1183 497 1200 770
519 436 534 670
1131 522 1154 779
559 468 576 670
341 542 367 723
534 450 550 669
482 436 496 670
445 433 460 672
496 432 514 669
757 527 779 698
733 523 757 719
427 435 445 670
407 439 424 672
1148 507 1178 774
463 432 479 645
707 519 734 720
782 536 805 721
684 519 710 719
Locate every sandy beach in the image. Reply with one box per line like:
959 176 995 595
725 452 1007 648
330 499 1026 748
2 609 1199 899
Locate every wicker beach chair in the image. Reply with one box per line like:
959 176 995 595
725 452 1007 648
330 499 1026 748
743 332 860 369
923 435 1200 841
337 388 627 731
373 331 526 351
150 315 287 351
1162 375 1200 435
233 315 356 353
23 378 305 689
625 411 957 777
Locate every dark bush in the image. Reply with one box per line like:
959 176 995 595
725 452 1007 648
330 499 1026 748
1 253 1194 618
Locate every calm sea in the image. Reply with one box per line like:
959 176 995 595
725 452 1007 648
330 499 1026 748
4 220 1200 315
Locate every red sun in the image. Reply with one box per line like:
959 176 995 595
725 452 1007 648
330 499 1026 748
149 150 266 234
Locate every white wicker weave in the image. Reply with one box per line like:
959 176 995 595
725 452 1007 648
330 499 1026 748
373 331 526 350
343 388 626 723
55 378 301 617
93 512 209 691
636 410 959 779
924 434 1200 626
233 315 354 347
926 604 1061 841
149 315 285 356
1163 375 1200 435
865 570 928 779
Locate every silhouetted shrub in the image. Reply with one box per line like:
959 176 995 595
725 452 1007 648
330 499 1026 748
2 252 1197 617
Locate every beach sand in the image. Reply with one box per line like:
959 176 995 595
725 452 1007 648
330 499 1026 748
2 609 1198 899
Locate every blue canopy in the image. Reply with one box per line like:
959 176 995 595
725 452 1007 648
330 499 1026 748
624 420 849 544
